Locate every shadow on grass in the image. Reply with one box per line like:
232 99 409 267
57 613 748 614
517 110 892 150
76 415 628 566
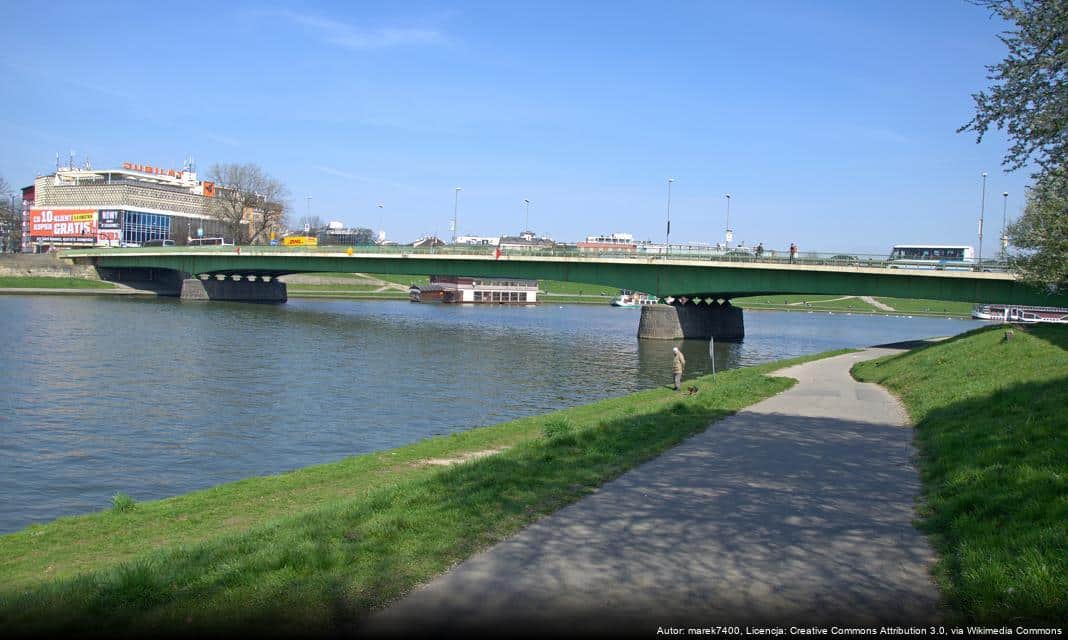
905 374 1068 626
361 404 950 637
1024 323 1068 352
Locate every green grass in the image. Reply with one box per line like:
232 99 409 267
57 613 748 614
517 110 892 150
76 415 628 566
875 297 974 316
0 348 850 635
853 324 1068 624
0 276 115 289
285 284 389 293
733 294 882 313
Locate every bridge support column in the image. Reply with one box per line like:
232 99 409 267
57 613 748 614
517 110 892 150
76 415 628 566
638 301 744 341
180 277 287 303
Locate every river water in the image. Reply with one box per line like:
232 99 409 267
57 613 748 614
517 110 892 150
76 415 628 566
0 296 980 533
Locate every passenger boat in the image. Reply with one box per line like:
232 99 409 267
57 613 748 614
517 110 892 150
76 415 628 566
972 304 1068 324
611 290 659 308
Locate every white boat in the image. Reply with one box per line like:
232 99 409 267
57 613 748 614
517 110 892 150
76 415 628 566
611 290 659 308
973 304 1068 324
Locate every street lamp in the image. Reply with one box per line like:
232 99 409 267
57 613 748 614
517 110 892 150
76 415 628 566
452 187 461 243
665 178 674 254
305 195 312 230
978 172 987 269
1000 191 1009 259
523 199 531 233
725 193 732 248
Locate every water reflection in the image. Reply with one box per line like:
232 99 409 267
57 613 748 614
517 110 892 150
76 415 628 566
0 296 979 533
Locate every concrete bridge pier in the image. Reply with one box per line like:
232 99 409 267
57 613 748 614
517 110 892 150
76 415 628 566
637 300 744 341
180 275 287 303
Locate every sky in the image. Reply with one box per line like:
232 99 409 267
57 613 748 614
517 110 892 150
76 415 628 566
0 0 1034 255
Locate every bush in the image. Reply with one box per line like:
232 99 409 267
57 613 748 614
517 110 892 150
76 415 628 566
542 418 575 442
111 493 136 513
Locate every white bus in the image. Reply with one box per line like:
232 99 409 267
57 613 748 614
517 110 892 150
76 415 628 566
188 237 234 247
887 245 975 270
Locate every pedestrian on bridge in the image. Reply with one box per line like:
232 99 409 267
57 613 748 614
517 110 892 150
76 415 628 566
672 347 686 391
789 242 797 263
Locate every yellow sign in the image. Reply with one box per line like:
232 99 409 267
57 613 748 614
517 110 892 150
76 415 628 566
283 236 318 246
71 212 96 222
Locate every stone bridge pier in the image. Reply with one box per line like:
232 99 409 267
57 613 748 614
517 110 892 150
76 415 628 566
637 299 744 342
180 275 287 303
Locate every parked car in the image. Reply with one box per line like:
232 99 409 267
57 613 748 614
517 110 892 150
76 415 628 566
142 239 176 247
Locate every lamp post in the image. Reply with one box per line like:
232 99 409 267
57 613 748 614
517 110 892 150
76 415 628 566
1000 191 1009 259
523 199 530 233
305 195 312 229
665 178 674 254
725 193 732 248
452 187 461 243
978 172 987 270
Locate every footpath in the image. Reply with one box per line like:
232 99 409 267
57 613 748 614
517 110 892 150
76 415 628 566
361 348 944 636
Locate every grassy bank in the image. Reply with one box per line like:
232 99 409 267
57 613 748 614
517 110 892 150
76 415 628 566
0 349 848 635
0 276 114 289
853 324 1068 624
733 294 973 317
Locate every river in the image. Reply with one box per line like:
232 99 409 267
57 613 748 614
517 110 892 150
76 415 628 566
0 296 980 533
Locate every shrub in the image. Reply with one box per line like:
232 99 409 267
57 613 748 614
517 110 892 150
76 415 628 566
111 493 136 513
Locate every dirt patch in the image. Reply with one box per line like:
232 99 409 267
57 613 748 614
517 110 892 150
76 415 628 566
415 447 510 468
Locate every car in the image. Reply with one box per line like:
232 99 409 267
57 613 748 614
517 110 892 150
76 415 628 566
142 239 176 247
828 254 859 266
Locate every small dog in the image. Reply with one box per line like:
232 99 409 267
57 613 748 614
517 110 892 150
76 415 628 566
686 386 699 396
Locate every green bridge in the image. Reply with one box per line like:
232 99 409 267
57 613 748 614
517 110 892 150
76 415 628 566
62 246 1066 341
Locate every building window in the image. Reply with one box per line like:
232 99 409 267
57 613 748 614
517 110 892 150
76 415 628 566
122 211 171 245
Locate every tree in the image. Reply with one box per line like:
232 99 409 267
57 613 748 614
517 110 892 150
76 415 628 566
961 0 1067 291
0 176 21 253
1007 168 1068 291
959 0 1067 174
205 163 289 244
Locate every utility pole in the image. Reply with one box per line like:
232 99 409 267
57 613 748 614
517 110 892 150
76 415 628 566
452 187 462 243
978 172 987 270
665 178 674 254
1000 191 1009 260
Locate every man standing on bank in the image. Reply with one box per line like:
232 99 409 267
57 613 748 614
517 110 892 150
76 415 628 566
672 346 686 391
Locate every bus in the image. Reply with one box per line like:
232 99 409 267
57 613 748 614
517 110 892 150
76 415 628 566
887 245 975 270
188 237 234 247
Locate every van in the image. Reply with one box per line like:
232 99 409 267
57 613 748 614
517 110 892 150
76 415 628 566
142 239 176 247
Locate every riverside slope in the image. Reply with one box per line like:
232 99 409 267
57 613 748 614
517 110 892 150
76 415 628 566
362 348 943 635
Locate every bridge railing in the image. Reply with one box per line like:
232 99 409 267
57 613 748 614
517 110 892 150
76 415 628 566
62 244 1014 272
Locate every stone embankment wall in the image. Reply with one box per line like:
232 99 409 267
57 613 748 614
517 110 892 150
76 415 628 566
0 254 101 279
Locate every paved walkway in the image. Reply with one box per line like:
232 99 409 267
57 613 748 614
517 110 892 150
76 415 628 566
360 349 944 636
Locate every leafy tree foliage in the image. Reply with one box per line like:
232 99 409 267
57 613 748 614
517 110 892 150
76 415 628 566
961 0 1067 291
959 0 1067 174
1008 168 1068 292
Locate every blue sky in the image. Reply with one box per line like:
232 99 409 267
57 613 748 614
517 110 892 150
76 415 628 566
0 0 1030 255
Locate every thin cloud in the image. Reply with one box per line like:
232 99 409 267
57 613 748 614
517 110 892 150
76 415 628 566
273 10 445 50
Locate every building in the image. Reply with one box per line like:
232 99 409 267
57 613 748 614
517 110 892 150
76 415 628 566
411 235 446 248
317 221 375 246
23 160 272 252
497 231 554 252
577 233 637 254
409 275 539 304
452 233 497 246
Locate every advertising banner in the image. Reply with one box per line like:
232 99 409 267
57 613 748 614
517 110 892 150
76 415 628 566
29 209 98 244
97 229 121 246
99 210 121 230
283 236 318 246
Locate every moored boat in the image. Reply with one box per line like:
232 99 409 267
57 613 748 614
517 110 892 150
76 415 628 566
973 304 1068 324
611 290 659 308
